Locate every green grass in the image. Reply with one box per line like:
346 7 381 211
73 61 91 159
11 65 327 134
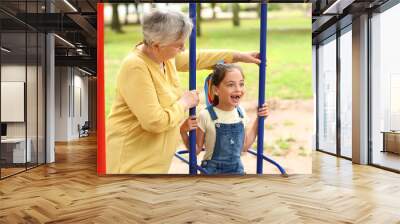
298 146 311 157
105 18 311 116
283 120 295 126
275 138 290 150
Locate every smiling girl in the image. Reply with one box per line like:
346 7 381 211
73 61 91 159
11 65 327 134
180 63 269 174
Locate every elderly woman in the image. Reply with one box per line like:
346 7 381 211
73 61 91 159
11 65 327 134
106 9 260 174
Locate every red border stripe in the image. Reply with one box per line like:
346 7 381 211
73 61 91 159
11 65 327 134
97 3 106 175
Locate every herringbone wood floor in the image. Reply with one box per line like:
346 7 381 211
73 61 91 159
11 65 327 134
1 135 400 223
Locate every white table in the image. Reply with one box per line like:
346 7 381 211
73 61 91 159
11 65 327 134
1 138 31 163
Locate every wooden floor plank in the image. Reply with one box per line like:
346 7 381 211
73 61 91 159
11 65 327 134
0 135 399 223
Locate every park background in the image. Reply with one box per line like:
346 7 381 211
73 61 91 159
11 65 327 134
104 3 313 174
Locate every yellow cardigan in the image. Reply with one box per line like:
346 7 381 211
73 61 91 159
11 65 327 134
106 47 235 174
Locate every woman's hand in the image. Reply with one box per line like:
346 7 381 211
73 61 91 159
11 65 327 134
257 103 269 118
178 90 199 109
180 116 197 134
233 52 261 64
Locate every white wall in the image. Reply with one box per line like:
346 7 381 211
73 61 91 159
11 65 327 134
74 73 89 135
54 67 89 141
1 65 26 81
55 66 69 141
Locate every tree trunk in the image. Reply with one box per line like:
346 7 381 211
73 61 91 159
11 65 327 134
111 4 123 33
134 3 140 24
196 3 201 37
233 3 240 27
211 3 216 19
124 3 129 25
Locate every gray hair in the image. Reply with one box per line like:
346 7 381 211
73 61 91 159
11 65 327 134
142 9 193 46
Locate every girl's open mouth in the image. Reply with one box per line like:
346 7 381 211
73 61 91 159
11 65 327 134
230 94 241 103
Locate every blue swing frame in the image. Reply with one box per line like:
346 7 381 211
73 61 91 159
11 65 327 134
175 2 287 176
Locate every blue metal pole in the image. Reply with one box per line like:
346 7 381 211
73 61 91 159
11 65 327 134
257 2 267 174
175 150 209 174
189 3 197 175
248 149 287 176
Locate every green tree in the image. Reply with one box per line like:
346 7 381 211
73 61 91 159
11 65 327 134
269 4 282 11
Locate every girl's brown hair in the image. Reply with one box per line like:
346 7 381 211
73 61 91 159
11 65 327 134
207 63 244 106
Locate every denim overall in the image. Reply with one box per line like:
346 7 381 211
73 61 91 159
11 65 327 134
201 106 245 175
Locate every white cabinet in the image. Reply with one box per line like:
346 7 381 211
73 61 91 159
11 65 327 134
1 138 32 163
